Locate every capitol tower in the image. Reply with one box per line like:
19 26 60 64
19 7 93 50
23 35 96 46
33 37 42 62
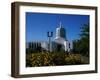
54 21 70 52
55 21 66 40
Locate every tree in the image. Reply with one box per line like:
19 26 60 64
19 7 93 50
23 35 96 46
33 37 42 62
79 24 89 56
72 40 80 53
72 24 89 56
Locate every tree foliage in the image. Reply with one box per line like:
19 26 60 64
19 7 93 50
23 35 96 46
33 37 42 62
73 24 89 56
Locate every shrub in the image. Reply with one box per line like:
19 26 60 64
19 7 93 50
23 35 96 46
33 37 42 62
26 52 88 67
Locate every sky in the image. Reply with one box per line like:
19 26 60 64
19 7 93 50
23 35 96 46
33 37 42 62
26 12 89 42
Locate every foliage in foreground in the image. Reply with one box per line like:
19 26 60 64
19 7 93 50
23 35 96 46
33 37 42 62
26 52 88 67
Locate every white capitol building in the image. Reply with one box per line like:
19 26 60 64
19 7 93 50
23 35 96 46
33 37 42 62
26 22 72 52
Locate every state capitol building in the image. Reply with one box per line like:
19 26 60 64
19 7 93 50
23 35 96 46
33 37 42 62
26 22 72 53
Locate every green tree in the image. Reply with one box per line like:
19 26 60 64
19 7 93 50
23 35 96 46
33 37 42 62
72 24 89 56
72 40 80 53
79 24 89 56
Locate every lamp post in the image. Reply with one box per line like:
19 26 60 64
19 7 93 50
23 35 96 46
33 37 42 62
47 31 53 53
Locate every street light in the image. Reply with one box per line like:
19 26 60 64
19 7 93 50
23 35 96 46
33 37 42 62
47 31 53 52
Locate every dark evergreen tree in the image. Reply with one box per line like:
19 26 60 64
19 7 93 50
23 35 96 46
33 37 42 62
72 24 89 56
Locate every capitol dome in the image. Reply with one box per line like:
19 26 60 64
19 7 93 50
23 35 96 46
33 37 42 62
55 22 66 40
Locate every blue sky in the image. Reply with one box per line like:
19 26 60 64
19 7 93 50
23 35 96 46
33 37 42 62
26 12 89 42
